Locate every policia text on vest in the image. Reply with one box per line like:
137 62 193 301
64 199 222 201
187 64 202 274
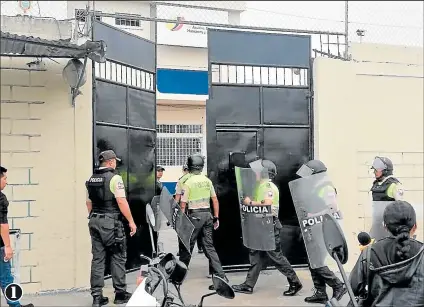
85 150 137 307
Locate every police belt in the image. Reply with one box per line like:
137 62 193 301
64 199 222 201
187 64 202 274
90 212 121 220
188 208 211 214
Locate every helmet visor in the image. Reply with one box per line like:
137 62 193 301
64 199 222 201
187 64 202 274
296 164 314 178
249 159 269 180
371 157 386 170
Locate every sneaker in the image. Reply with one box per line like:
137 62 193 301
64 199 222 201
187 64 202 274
92 295 109 307
114 291 132 305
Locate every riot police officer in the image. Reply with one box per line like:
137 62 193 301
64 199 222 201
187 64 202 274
232 160 303 296
370 156 404 201
86 150 137 307
175 165 206 257
297 160 347 304
178 154 228 288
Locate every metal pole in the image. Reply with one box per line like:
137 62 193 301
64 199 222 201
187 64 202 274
344 1 349 59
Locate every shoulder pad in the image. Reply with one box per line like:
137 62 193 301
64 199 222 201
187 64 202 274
390 177 401 184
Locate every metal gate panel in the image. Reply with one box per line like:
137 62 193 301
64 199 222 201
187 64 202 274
207 28 312 270
208 29 311 67
92 20 157 275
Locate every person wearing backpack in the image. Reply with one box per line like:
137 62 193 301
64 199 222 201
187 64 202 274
349 200 424 307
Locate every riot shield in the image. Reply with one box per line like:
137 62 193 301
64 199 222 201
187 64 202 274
289 172 344 269
148 196 164 232
412 203 423 242
159 188 195 252
369 201 392 241
235 162 276 251
369 201 424 242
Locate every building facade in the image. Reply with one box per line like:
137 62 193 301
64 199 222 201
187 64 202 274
66 1 247 191
0 1 422 295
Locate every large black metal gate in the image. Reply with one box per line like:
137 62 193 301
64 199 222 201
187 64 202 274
206 29 312 270
92 20 157 273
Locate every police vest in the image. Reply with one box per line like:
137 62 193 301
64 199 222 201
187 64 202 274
178 173 193 187
184 174 212 209
371 177 400 201
86 167 120 214
254 181 279 216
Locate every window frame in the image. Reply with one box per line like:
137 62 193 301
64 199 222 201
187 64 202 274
156 124 205 167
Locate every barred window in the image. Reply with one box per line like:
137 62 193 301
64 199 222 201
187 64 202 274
157 124 203 167
95 59 154 91
115 15 141 27
211 64 309 87
75 9 102 22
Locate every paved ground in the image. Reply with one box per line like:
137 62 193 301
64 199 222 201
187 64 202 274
2 229 352 306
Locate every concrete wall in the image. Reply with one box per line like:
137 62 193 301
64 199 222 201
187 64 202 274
313 43 424 269
0 56 93 293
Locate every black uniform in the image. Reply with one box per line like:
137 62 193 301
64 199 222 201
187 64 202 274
86 167 129 304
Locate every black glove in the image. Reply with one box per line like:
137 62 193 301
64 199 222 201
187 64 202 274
213 216 219 224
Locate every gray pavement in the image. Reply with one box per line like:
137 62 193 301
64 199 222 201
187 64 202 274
2 229 352 306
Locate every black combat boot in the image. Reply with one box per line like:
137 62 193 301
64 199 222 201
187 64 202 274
92 295 109 307
283 280 303 296
332 284 347 301
305 289 328 304
114 291 132 304
231 283 253 294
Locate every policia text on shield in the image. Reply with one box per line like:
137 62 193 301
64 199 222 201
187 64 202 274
232 159 303 296
85 150 137 307
178 154 229 290
289 160 347 304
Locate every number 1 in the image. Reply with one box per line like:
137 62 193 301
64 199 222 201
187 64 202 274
11 286 16 299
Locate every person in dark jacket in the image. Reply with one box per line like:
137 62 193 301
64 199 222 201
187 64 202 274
349 200 424 307
155 165 165 196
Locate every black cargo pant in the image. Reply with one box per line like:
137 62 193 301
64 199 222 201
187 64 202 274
245 218 301 288
178 235 212 274
179 209 226 279
88 213 127 297
309 266 343 292
178 233 204 251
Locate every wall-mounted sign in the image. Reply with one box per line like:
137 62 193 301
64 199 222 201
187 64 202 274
18 1 32 14
156 5 228 48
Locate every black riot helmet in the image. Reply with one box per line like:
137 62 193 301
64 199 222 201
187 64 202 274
187 154 204 172
371 156 393 177
261 159 277 180
296 159 327 177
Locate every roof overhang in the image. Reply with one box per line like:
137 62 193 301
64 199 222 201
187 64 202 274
0 31 107 63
